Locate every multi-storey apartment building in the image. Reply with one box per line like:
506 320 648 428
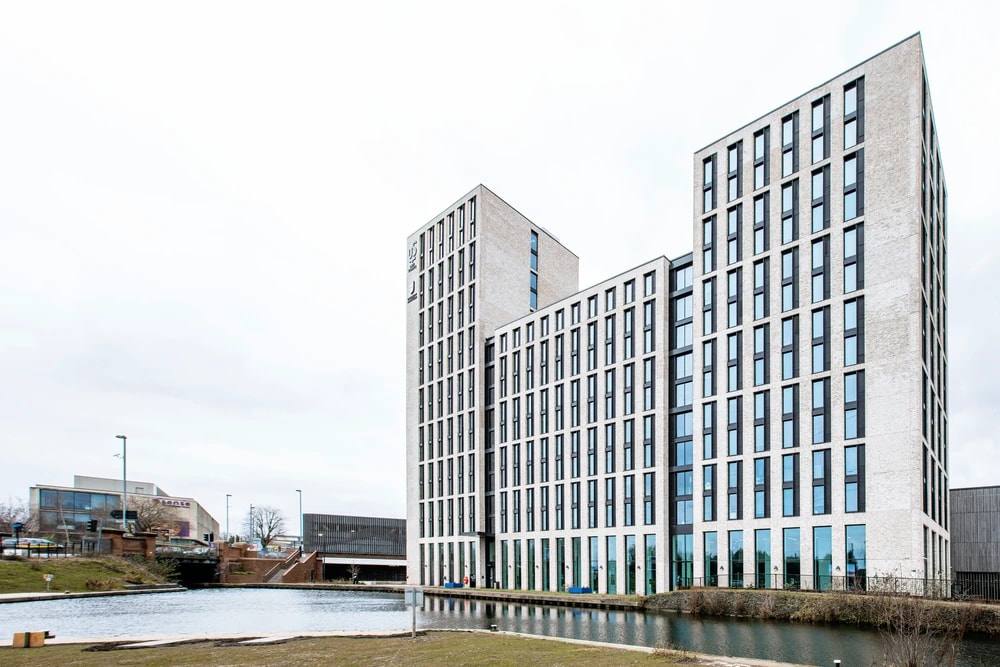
690 33 948 591
405 34 947 592
405 186 579 587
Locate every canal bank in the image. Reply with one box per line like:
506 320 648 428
205 582 1000 637
4 586 1000 665
0 585 185 604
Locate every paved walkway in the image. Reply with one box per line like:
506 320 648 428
0 586 184 604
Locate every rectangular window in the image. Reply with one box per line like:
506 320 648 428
753 457 769 518
753 193 769 255
702 339 715 398
703 463 716 521
643 357 655 412
727 397 741 456
727 206 742 265
822 529 862 598
753 324 768 387
703 155 717 213
753 390 769 452
844 150 865 221
782 384 798 449
727 461 742 520
811 95 830 164
644 271 656 297
845 444 866 512
754 528 772 589
811 165 830 233
812 307 829 373
779 325 795 381
844 298 865 366
589 479 598 529
727 269 741 329
703 401 716 459
784 528 801 589
727 141 742 203
643 301 655 354
782 453 799 517
844 78 865 150
781 112 798 178
844 223 864 294
811 236 829 304
624 419 635 470
753 260 768 321
624 475 635 526
844 371 865 440
812 378 830 445
702 278 716 336
643 415 655 468
643 472 655 524
846 524 866 588
727 332 741 392
781 248 798 313
729 530 744 588
754 127 769 190
702 216 716 273
812 448 831 515
781 180 799 244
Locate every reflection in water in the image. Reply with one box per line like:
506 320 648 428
0 589 997 666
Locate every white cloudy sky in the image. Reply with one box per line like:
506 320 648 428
1 1 997 534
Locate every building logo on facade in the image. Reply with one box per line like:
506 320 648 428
407 241 418 301
153 498 192 508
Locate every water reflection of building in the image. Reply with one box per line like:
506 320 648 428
303 513 406 581
29 475 219 541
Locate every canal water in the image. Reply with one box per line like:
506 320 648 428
1 588 997 666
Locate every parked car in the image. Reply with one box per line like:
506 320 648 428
1 537 65 553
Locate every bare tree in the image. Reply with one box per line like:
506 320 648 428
245 505 285 550
0 497 33 533
129 497 184 536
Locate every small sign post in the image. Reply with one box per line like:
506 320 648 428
404 587 424 639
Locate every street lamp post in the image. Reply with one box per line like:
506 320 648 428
225 494 232 541
115 435 127 532
249 504 254 542
295 489 303 552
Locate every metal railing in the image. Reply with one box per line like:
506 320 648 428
0 539 114 559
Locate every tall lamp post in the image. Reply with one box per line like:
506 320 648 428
115 435 127 532
225 494 232 541
249 504 254 543
295 489 303 552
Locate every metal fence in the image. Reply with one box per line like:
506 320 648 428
675 574 995 601
0 539 114 559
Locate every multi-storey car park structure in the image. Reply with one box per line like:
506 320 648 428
405 33 948 594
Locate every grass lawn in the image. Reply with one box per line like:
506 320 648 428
0 632 687 666
0 557 169 593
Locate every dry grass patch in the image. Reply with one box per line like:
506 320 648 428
0 632 685 667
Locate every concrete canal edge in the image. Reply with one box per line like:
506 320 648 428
0 584 186 604
204 582 647 611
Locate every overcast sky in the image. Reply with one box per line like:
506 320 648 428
1 1 997 535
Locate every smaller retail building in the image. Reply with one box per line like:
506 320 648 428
303 513 406 582
29 475 219 542
950 485 1000 599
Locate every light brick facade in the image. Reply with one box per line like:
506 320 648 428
405 34 947 592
